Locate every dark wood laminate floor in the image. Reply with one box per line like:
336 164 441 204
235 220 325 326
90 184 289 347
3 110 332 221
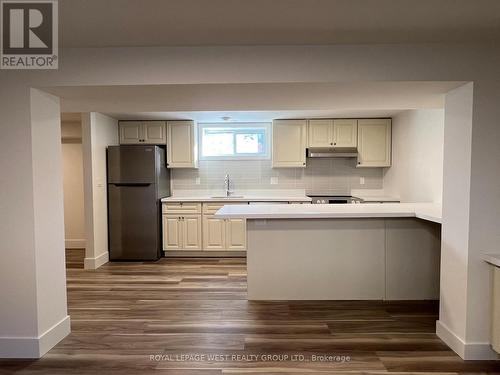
1 257 500 374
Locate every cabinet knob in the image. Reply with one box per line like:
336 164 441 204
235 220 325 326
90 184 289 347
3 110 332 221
302 162 306 165
330 143 333 146
334 143 337 146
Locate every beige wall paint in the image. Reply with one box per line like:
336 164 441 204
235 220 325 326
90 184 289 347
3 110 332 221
61 121 85 248
82 113 118 269
383 109 445 203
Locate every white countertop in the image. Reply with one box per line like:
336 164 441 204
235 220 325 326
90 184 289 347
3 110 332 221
215 202 442 224
161 190 311 203
162 195 311 203
483 254 500 268
357 196 401 202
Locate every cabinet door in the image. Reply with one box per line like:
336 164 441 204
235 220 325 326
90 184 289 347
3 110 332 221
357 119 391 167
272 120 307 168
225 218 247 250
333 119 357 148
308 119 333 147
143 121 166 144
203 216 226 250
182 215 202 250
167 121 197 168
163 215 182 250
119 122 142 144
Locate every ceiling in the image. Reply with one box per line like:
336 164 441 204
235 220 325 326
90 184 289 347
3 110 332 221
49 81 464 122
59 0 500 47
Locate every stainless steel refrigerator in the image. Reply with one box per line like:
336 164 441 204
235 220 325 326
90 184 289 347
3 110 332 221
107 145 170 261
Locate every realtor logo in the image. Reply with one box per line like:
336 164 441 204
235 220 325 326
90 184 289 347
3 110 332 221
1 0 58 69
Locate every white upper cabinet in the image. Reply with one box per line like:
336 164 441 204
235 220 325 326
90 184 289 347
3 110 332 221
272 119 307 168
166 121 198 168
357 119 392 167
119 121 166 145
333 119 357 148
308 119 333 147
143 122 166 144
307 119 357 148
119 121 142 144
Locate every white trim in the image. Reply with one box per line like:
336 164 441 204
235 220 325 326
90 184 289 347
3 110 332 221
65 239 86 249
164 251 246 257
84 252 109 270
436 320 500 360
0 315 70 358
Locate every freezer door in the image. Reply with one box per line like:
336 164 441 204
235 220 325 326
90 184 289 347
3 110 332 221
107 145 157 184
108 184 160 260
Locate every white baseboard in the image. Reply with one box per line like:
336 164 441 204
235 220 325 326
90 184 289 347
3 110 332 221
436 320 500 360
164 250 246 257
0 315 70 358
84 252 109 269
65 239 86 249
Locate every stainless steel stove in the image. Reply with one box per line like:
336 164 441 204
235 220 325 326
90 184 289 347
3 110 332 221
307 195 364 204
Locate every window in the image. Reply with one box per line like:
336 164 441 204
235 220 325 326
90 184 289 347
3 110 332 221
199 123 271 160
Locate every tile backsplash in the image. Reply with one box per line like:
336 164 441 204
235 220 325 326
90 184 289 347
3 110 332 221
171 158 383 195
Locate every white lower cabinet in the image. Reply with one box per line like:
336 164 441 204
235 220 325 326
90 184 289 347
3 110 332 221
162 214 202 251
225 218 247 250
182 215 203 250
202 216 226 250
202 202 247 251
163 202 246 252
163 215 183 250
202 217 247 251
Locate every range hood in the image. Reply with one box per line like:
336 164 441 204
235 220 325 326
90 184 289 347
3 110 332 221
307 147 358 158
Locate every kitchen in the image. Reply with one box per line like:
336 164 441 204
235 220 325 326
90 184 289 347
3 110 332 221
46 79 498 372
2 1 500 372
94 112 442 296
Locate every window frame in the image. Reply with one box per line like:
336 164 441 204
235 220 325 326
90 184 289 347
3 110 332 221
198 122 271 161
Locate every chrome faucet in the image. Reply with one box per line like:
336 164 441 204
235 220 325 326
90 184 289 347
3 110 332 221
224 174 233 197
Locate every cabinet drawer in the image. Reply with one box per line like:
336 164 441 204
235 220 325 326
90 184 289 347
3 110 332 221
202 202 248 215
162 202 201 214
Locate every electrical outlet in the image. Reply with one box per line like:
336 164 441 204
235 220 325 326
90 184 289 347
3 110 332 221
270 176 278 185
195 177 201 185
360 177 365 185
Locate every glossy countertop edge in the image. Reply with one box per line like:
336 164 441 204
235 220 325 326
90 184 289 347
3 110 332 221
214 203 442 224
161 196 312 202
483 254 500 268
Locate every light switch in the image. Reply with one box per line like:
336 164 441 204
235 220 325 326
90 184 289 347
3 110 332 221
270 176 278 185
195 177 201 185
360 177 365 185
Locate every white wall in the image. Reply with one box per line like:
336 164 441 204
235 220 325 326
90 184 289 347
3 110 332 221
61 121 85 248
383 109 445 203
172 158 383 193
436 83 475 357
82 113 118 269
0 89 70 358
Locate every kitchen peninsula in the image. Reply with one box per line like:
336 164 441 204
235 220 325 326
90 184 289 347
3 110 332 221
216 203 442 301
